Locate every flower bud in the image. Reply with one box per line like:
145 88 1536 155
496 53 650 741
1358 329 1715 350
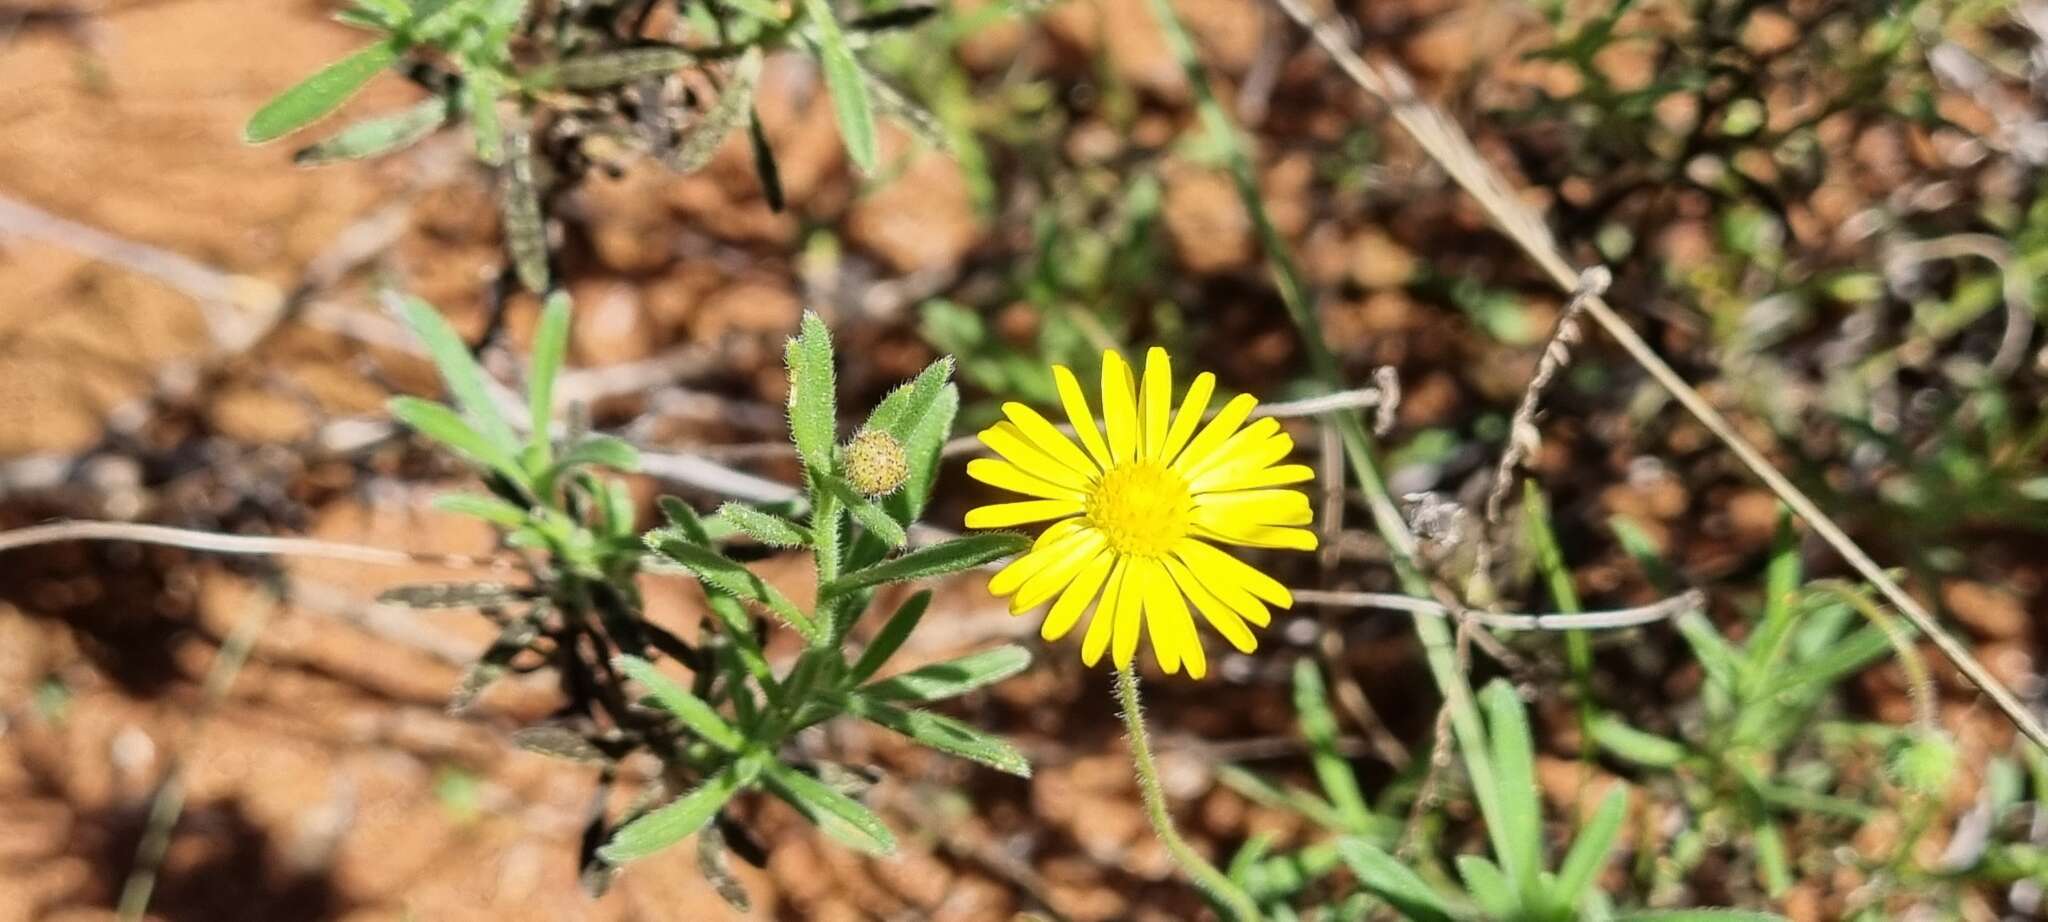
843 429 909 497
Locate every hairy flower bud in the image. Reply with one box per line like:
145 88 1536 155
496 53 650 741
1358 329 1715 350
843 429 909 497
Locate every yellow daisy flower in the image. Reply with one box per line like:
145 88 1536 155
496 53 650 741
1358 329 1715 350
963 347 1317 678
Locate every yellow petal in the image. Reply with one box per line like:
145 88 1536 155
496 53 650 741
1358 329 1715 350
1101 350 1139 464
1003 402 1103 478
1043 552 1114 642
1170 393 1257 476
1159 372 1215 465
968 458 1084 501
1110 554 1148 670
1145 562 1204 678
1034 517 1089 550
1193 489 1315 526
1081 559 1127 666
1179 418 1283 483
1013 533 1109 612
1166 557 1257 653
980 423 1092 491
1141 347 1171 461
1187 431 1296 490
991 523 1095 598
1194 520 1320 551
1054 365 1114 470
1173 537 1293 609
964 500 1083 529
1194 462 1315 493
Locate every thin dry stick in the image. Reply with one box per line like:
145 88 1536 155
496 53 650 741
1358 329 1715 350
1295 587 1702 631
0 519 515 571
1483 267 1610 526
1270 0 2048 753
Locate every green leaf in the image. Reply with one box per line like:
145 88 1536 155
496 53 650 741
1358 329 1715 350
647 532 819 643
863 645 1030 703
527 291 571 457
245 39 402 143
1292 660 1373 834
554 435 641 474
785 312 838 473
1588 715 1689 768
396 295 520 451
614 655 742 751
1480 679 1542 898
885 383 955 521
821 474 906 547
499 116 550 292
390 396 522 480
803 0 877 173
824 533 1025 597
1675 612 1747 699
1214 764 1355 833
1334 838 1455 922
861 356 955 443
762 764 897 855
716 502 810 547
292 95 451 165
839 693 1030 777
1552 785 1627 911
862 65 949 153
1772 625 1891 694
1752 817 1791 896
432 491 528 527
1454 855 1518 919
672 47 761 172
599 765 746 864
847 590 930 684
1742 510 1802 677
550 46 696 88
466 69 504 165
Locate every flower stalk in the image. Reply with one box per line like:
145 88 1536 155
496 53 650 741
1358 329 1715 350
1115 664 1264 922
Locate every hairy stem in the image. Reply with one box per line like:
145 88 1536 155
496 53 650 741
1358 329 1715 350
1115 665 1264 922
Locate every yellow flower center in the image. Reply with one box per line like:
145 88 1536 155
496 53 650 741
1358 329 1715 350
1085 461 1191 558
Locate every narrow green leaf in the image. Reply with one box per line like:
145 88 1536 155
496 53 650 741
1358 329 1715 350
554 435 641 474
885 383 955 521
528 291 571 456
823 533 1028 597
293 95 451 165
1454 855 1518 919
863 645 1030 703
1752 817 1791 896
499 116 550 292
551 46 696 88
1214 764 1355 833
821 474 906 547
762 764 897 855
839 693 1030 777
648 533 819 643
803 0 877 173
614 655 742 751
467 69 504 165
432 491 529 527
1334 838 1455 922
390 396 522 480
1743 509 1802 677
659 496 712 542
1675 612 1749 698
1480 679 1542 897
861 356 954 443
245 39 402 143
847 590 930 684
599 765 745 864
1588 715 1689 768
1553 785 1628 910
862 65 949 153
396 296 519 451
1772 624 1891 693
716 502 810 547
1292 660 1373 833
672 47 761 172
785 312 838 473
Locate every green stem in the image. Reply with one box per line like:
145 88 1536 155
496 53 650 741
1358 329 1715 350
1115 665 1264 922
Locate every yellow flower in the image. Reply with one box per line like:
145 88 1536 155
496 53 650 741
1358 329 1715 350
963 348 1316 678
